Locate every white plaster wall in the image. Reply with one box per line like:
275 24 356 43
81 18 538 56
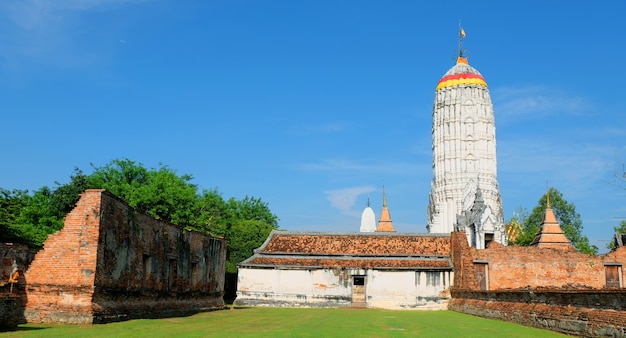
367 270 451 310
237 268 276 293
236 267 452 310
310 269 350 297
236 268 351 307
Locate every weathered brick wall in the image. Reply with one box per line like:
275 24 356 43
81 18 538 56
24 190 102 324
0 294 22 331
450 290 626 336
449 232 626 336
0 243 35 330
450 232 626 290
450 232 479 290
92 190 226 323
475 244 626 289
25 189 226 324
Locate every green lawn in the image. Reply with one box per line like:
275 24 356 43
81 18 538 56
2 308 565 337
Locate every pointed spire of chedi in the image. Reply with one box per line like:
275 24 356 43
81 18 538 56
531 191 573 250
376 185 395 232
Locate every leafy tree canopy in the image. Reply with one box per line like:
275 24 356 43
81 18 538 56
0 188 31 244
511 187 597 254
2 158 280 272
87 159 199 226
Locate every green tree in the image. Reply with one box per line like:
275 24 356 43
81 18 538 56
86 158 279 271
218 196 279 273
49 167 89 217
6 168 91 247
513 187 597 254
607 220 626 251
217 197 279 301
87 158 150 207
188 188 228 236
226 219 276 273
0 188 31 243
87 159 199 227
3 157 280 302
11 186 63 247
224 196 278 229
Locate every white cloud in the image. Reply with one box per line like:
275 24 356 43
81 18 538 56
324 186 375 215
1 0 146 30
492 85 590 123
499 138 619 191
296 158 427 176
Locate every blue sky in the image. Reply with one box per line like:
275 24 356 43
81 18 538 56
1 1 625 252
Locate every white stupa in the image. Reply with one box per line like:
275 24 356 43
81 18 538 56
360 197 376 232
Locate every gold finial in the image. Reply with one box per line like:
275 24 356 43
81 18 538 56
458 20 466 59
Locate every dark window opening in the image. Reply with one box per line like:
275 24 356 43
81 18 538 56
353 276 365 286
484 233 494 248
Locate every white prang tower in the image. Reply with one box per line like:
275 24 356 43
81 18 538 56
426 27 506 249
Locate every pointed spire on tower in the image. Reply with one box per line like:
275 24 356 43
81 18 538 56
457 21 468 65
382 184 387 208
376 184 395 232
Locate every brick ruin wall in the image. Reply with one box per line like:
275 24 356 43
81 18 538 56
24 189 227 324
0 243 36 330
449 232 626 336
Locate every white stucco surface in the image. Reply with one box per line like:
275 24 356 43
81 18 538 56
236 268 452 310
427 60 506 247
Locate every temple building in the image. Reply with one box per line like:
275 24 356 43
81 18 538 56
426 32 506 248
235 193 453 310
234 230 453 310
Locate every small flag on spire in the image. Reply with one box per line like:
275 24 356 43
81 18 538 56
460 28 466 38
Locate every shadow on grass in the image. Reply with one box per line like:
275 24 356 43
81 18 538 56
10 325 47 331
228 305 254 311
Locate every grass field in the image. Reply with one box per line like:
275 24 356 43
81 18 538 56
2 308 566 337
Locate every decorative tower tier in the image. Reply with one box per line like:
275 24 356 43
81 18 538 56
426 45 506 248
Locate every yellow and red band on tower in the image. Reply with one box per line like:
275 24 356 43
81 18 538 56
436 72 487 91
